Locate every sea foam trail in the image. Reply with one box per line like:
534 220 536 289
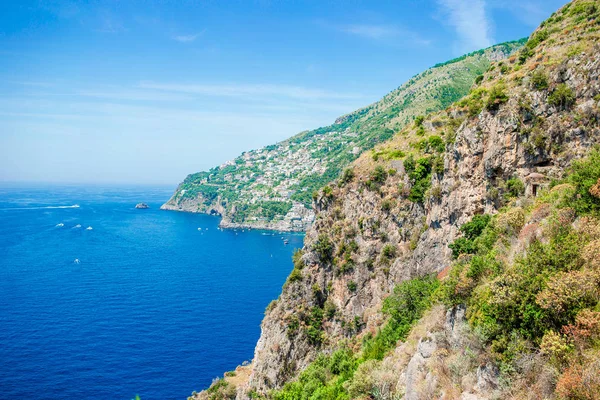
0 204 80 211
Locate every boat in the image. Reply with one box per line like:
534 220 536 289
86 226 93 230
73 224 81 229
283 239 289 245
55 223 64 227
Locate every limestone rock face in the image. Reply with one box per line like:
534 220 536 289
242 45 600 397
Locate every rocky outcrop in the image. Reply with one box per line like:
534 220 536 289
161 195 313 232
242 28 600 397
192 3 600 398
135 203 149 209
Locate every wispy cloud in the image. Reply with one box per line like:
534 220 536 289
319 21 431 46
340 24 400 40
437 0 493 53
138 81 365 101
173 31 204 43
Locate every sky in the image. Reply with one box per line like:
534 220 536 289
0 0 567 185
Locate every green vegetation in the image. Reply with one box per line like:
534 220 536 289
439 149 600 387
485 83 509 111
272 275 440 399
362 275 440 361
404 155 432 203
531 70 549 90
548 83 576 110
448 214 492 259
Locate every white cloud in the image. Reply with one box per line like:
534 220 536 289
173 32 204 43
138 81 365 101
437 0 493 53
341 24 400 40
318 21 431 46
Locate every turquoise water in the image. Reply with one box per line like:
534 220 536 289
0 184 303 399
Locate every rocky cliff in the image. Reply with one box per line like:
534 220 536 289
194 1 600 399
162 41 525 232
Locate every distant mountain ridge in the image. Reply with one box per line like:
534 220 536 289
161 39 526 231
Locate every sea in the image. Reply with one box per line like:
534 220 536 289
0 184 304 400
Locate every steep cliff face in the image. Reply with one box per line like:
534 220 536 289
161 41 524 232
191 1 600 399
242 1 600 396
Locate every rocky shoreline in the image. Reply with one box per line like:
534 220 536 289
160 198 313 232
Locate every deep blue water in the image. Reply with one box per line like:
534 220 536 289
0 184 303 400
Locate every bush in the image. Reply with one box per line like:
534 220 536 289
506 177 525 198
314 234 334 263
448 214 491 258
347 281 357 292
486 84 509 111
341 168 355 184
548 84 575 109
381 244 396 259
531 70 549 90
404 155 432 203
566 148 600 215
370 165 388 185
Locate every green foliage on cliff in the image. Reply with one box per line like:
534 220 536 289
272 275 439 399
439 149 600 379
362 275 440 360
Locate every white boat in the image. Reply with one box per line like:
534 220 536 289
73 224 81 229
56 223 64 227
86 226 93 230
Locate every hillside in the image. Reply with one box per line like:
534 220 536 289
194 0 600 399
161 40 524 231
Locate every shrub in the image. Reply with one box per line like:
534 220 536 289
566 148 600 215
381 244 396 259
449 237 477 259
475 74 484 84
531 70 549 90
341 168 355 184
381 199 393 212
314 234 334 263
486 84 509 111
460 214 491 240
548 84 575 109
556 360 600 400
347 281 357 292
292 249 304 269
404 155 432 203
448 214 491 258
536 269 598 316
506 177 525 198
370 165 388 185
287 268 303 283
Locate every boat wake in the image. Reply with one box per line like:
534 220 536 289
0 204 80 211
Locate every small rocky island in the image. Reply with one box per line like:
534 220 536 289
135 203 149 209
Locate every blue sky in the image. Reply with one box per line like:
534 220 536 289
0 0 566 184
